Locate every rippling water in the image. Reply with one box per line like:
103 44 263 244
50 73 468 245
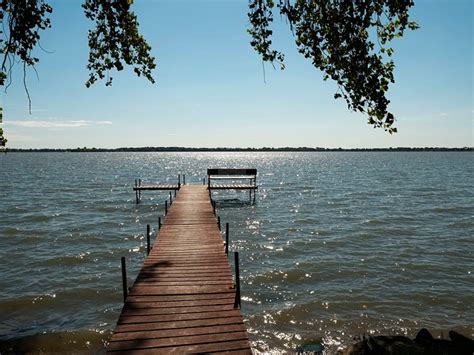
0 152 472 353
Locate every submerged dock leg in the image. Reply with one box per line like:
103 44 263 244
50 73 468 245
135 179 139 204
234 251 241 309
121 257 128 303
225 223 229 255
146 224 151 255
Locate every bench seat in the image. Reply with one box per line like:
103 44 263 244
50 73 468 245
207 169 258 197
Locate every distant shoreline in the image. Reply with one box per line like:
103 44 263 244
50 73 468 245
2 146 472 153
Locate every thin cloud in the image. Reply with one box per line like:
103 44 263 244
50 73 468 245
4 120 113 129
3 133 38 142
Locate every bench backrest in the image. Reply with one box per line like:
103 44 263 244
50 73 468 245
207 168 257 176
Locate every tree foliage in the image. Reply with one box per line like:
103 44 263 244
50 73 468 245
82 0 155 87
0 0 418 147
0 107 5 147
0 0 52 88
1 0 52 147
248 0 418 133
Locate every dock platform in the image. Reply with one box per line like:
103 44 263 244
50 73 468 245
108 185 251 354
133 177 183 204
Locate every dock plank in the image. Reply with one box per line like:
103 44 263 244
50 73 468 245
109 185 251 353
108 331 249 351
114 316 244 333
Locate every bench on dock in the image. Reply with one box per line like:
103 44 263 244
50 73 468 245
207 169 258 202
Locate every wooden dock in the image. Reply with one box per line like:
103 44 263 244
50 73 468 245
108 185 252 354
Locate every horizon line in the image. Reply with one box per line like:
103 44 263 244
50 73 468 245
3 146 472 153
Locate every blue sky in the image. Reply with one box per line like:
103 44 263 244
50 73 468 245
1 0 472 148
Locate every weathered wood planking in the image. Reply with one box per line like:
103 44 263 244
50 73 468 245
108 185 251 354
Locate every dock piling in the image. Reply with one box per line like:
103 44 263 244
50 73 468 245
138 179 141 202
165 200 168 215
121 257 128 303
135 179 139 204
146 224 151 255
234 251 241 309
225 223 229 255
218 216 221 231
158 217 161 230
138 179 142 202
169 191 173 205
183 174 186 185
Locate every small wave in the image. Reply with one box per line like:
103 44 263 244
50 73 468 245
364 219 385 225
215 198 253 207
309 229 331 236
0 294 57 315
3 206 28 214
448 217 474 229
431 206 474 214
367 227 414 236
294 217 320 225
56 287 118 302
27 214 52 223
1 227 20 236
94 206 123 213
0 330 109 353
41 254 90 266
251 269 314 285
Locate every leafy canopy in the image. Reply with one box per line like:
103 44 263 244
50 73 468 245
0 0 418 148
248 0 418 134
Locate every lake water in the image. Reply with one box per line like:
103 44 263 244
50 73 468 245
0 152 472 353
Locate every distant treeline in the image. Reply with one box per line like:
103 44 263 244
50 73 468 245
3 146 472 153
